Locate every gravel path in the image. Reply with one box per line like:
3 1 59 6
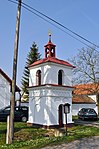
41 136 99 149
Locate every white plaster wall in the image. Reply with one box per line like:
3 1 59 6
28 94 51 125
0 74 11 109
72 103 97 115
29 62 73 86
88 95 97 102
50 96 73 125
28 86 73 125
88 95 98 114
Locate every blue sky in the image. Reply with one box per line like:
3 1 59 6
0 0 99 87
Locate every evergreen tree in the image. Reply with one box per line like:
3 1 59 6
21 42 41 101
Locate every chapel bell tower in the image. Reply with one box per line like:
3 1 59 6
28 34 75 128
44 33 56 58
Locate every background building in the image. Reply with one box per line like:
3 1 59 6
0 68 20 109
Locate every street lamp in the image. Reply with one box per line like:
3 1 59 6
64 103 70 136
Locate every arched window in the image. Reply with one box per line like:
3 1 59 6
36 70 41 85
58 70 63 85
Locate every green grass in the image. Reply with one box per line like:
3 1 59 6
72 115 78 121
0 122 99 149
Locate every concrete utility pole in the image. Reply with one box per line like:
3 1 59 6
7 0 21 144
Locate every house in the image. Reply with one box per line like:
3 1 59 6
72 94 96 115
27 34 75 128
72 83 99 115
0 68 21 109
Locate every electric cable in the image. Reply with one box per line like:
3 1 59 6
20 0 99 48
8 0 99 53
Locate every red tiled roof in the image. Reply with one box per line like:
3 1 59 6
72 95 95 104
28 83 74 89
0 68 20 92
73 83 99 95
29 57 75 68
44 41 56 47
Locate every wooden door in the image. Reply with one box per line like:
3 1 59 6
58 104 63 127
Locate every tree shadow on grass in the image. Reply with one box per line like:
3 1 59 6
0 129 6 134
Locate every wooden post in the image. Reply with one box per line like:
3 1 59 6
65 113 67 136
7 0 21 144
6 116 10 144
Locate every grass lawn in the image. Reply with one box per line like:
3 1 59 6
0 122 99 149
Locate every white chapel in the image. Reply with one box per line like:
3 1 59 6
27 34 75 128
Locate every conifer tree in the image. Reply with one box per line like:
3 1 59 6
21 42 41 101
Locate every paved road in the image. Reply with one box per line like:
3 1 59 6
42 136 99 149
74 119 99 127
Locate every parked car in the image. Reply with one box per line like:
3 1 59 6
78 108 98 120
0 106 28 122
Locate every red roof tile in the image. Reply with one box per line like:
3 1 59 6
73 83 99 95
28 83 74 89
44 41 56 47
29 57 75 68
72 95 95 104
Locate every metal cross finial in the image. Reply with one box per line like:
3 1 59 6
48 31 52 42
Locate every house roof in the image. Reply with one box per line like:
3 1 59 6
72 95 95 104
0 68 20 92
29 57 75 68
73 83 99 95
28 83 74 89
44 41 56 47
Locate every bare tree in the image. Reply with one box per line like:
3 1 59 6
69 47 99 85
69 47 99 114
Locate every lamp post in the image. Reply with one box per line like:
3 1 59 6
64 103 70 136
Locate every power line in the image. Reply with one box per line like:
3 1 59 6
8 0 92 48
20 0 99 48
8 0 99 52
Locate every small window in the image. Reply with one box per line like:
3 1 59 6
36 70 41 85
58 70 63 85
